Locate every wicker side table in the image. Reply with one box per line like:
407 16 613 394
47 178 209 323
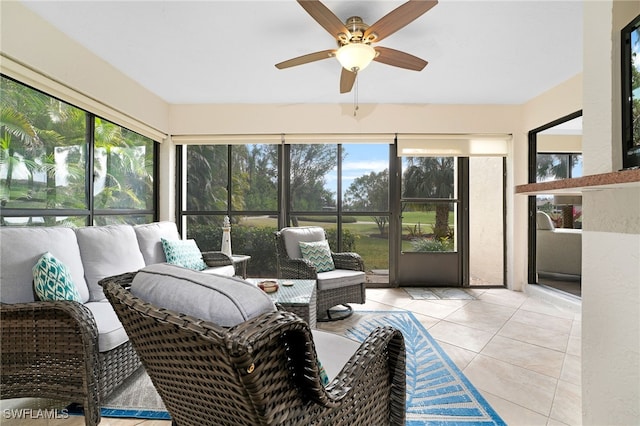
247 279 317 328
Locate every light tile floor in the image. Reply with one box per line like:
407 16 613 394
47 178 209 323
1 287 581 426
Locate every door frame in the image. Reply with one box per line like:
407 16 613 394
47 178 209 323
392 157 469 287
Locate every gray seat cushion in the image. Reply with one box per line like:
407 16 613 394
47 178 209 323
131 263 276 327
317 269 366 291
84 301 129 352
134 221 181 265
0 227 90 303
76 225 146 301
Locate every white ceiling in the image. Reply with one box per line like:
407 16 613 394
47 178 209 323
20 0 583 105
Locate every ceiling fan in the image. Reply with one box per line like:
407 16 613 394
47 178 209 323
275 0 438 94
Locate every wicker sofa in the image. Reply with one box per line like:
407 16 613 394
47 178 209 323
0 221 234 426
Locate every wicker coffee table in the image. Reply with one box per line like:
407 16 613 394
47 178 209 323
248 279 317 328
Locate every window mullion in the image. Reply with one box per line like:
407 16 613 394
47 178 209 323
87 114 95 226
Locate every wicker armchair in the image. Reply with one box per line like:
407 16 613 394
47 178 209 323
275 226 366 320
101 272 406 426
0 301 140 426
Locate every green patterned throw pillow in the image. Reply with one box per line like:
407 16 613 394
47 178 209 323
299 240 335 273
161 238 207 271
33 252 81 302
318 360 329 386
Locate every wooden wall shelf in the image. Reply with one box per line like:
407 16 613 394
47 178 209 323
515 168 640 195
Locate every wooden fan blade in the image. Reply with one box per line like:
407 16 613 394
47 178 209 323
340 68 357 93
275 49 336 69
297 0 350 39
364 0 438 43
374 46 428 71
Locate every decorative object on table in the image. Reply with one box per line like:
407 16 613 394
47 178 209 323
258 280 279 293
220 215 232 257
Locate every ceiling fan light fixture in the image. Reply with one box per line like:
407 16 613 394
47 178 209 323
336 43 376 72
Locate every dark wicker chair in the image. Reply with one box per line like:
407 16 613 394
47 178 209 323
101 272 406 426
0 301 141 426
275 227 367 320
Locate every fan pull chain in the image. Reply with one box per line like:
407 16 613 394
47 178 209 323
353 72 359 117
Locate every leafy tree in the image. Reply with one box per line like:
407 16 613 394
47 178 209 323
402 157 454 239
94 119 154 215
186 145 228 217
0 78 86 216
288 144 339 225
344 169 389 235
536 153 580 182
241 144 278 211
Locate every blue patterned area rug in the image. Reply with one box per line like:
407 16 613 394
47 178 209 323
71 311 504 425
346 311 505 426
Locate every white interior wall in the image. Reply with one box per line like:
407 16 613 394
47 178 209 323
469 157 504 285
581 1 640 424
0 2 170 136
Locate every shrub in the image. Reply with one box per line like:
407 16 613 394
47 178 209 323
410 237 453 252
189 224 279 277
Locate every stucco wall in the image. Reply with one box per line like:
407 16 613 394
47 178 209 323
581 1 640 424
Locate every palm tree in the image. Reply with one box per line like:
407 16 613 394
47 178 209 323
0 101 42 204
536 154 579 182
94 118 155 216
185 145 229 223
402 157 454 239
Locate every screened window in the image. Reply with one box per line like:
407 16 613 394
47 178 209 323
179 141 392 277
401 157 457 252
0 75 157 226
536 153 583 182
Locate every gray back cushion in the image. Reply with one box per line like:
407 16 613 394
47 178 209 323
131 263 276 327
0 227 90 303
76 225 146 301
134 221 181 265
280 226 326 259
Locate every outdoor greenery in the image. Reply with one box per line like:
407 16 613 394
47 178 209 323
343 169 389 236
410 237 454 252
0 76 155 225
402 157 454 240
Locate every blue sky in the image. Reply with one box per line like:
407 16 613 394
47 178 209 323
325 143 390 195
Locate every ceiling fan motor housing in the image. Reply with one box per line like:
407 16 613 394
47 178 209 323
339 16 377 46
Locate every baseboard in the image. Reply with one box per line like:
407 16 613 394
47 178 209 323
524 282 582 314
